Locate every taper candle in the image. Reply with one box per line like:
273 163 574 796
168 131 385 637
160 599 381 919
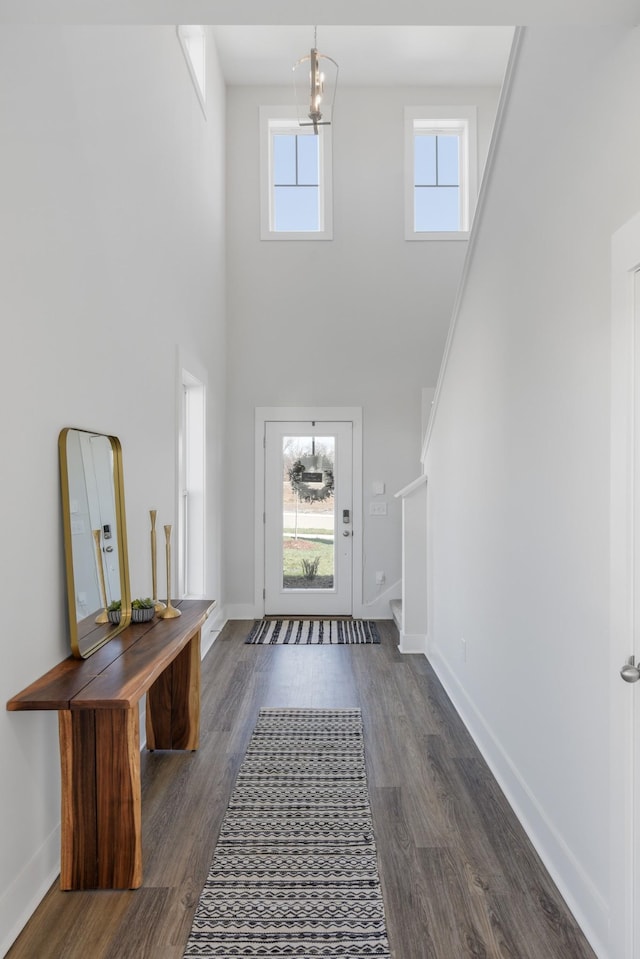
157 523 181 619
92 528 109 623
150 509 165 611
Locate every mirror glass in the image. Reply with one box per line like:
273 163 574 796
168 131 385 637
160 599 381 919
59 428 131 658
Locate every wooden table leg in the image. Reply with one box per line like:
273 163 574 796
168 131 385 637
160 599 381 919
59 710 97 890
146 630 201 751
59 707 142 890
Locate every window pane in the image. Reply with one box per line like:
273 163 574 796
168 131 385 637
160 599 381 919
297 135 319 185
414 135 436 185
437 135 460 186
273 135 296 185
274 186 319 231
414 186 460 232
282 436 335 591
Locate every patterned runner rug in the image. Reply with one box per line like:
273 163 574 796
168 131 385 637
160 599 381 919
245 619 381 645
183 708 391 958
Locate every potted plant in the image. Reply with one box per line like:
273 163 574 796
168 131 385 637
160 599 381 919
131 597 155 623
107 599 122 624
107 598 155 625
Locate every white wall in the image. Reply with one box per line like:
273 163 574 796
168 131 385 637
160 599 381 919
0 26 226 954
424 25 640 958
224 82 500 615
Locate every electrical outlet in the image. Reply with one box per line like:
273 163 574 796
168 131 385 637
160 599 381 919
375 571 385 585
460 637 467 663
370 501 387 516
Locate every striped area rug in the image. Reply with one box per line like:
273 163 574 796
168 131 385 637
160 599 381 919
245 619 381 645
183 708 391 958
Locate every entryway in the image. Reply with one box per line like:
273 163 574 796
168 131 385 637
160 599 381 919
7 619 599 959
255 407 363 618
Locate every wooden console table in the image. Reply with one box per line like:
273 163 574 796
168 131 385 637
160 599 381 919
7 599 214 891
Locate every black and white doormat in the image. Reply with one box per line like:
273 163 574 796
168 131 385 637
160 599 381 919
183 708 391 958
245 619 381 645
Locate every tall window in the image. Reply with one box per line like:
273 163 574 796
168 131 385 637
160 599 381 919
273 133 319 231
405 107 477 240
179 371 206 598
260 108 333 240
414 133 461 231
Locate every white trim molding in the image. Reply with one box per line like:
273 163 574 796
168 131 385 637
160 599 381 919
259 107 333 241
398 631 427 655
404 105 477 241
177 25 206 117
395 474 428 654
609 207 640 959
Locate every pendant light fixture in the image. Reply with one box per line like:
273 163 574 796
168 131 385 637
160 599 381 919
292 26 339 134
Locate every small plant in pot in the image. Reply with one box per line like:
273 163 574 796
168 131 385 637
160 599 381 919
131 597 155 623
107 598 155 624
107 599 122 624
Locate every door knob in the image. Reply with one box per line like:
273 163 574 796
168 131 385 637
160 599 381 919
342 530 352 537
103 546 114 553
620 656 640 683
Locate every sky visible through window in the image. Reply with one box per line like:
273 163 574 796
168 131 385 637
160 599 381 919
273 133 320 232
414 134 460 231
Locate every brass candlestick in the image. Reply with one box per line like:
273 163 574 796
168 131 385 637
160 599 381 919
92 529 109 623
149 510 165 611
157 524 181 619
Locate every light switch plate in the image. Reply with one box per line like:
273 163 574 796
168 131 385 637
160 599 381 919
370 502 387 516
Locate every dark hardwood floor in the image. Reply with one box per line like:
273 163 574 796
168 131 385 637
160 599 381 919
6 620 597 959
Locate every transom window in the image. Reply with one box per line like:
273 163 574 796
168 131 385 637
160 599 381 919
414 133 461 232
405 107 477 240
272 134 319 232
260 108 333 240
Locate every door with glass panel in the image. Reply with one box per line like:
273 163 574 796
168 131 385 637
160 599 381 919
264 421 352 616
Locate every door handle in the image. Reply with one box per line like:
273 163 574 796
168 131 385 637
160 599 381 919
620 656 640 683
342 530 352 537
103 546 114 553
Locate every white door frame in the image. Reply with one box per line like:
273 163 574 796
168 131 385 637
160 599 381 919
255 407 363 619
610 209 640 959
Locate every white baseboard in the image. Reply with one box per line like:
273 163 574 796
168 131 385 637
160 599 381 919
427 643 609 959
225 603 397 622
398 630 427 654
0 827 60 958
225 603 258 621
357 580 401 620
201 606 227 657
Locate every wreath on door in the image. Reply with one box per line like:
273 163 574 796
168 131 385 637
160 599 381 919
288 459 334 503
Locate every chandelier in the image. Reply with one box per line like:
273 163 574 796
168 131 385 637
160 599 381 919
292 27 339 134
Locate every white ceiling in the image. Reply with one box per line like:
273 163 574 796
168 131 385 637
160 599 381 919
2 0 635 25
212 25 516 88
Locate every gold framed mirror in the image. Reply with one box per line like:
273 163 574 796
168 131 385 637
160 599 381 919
59 428 131 658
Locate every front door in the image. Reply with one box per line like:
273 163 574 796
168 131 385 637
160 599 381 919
264 421 353 616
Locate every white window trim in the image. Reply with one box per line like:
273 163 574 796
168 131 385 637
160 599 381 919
177 25 206 118
178 371 206 599
260 106 333 241
176 358 207 601
404 105 478 242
